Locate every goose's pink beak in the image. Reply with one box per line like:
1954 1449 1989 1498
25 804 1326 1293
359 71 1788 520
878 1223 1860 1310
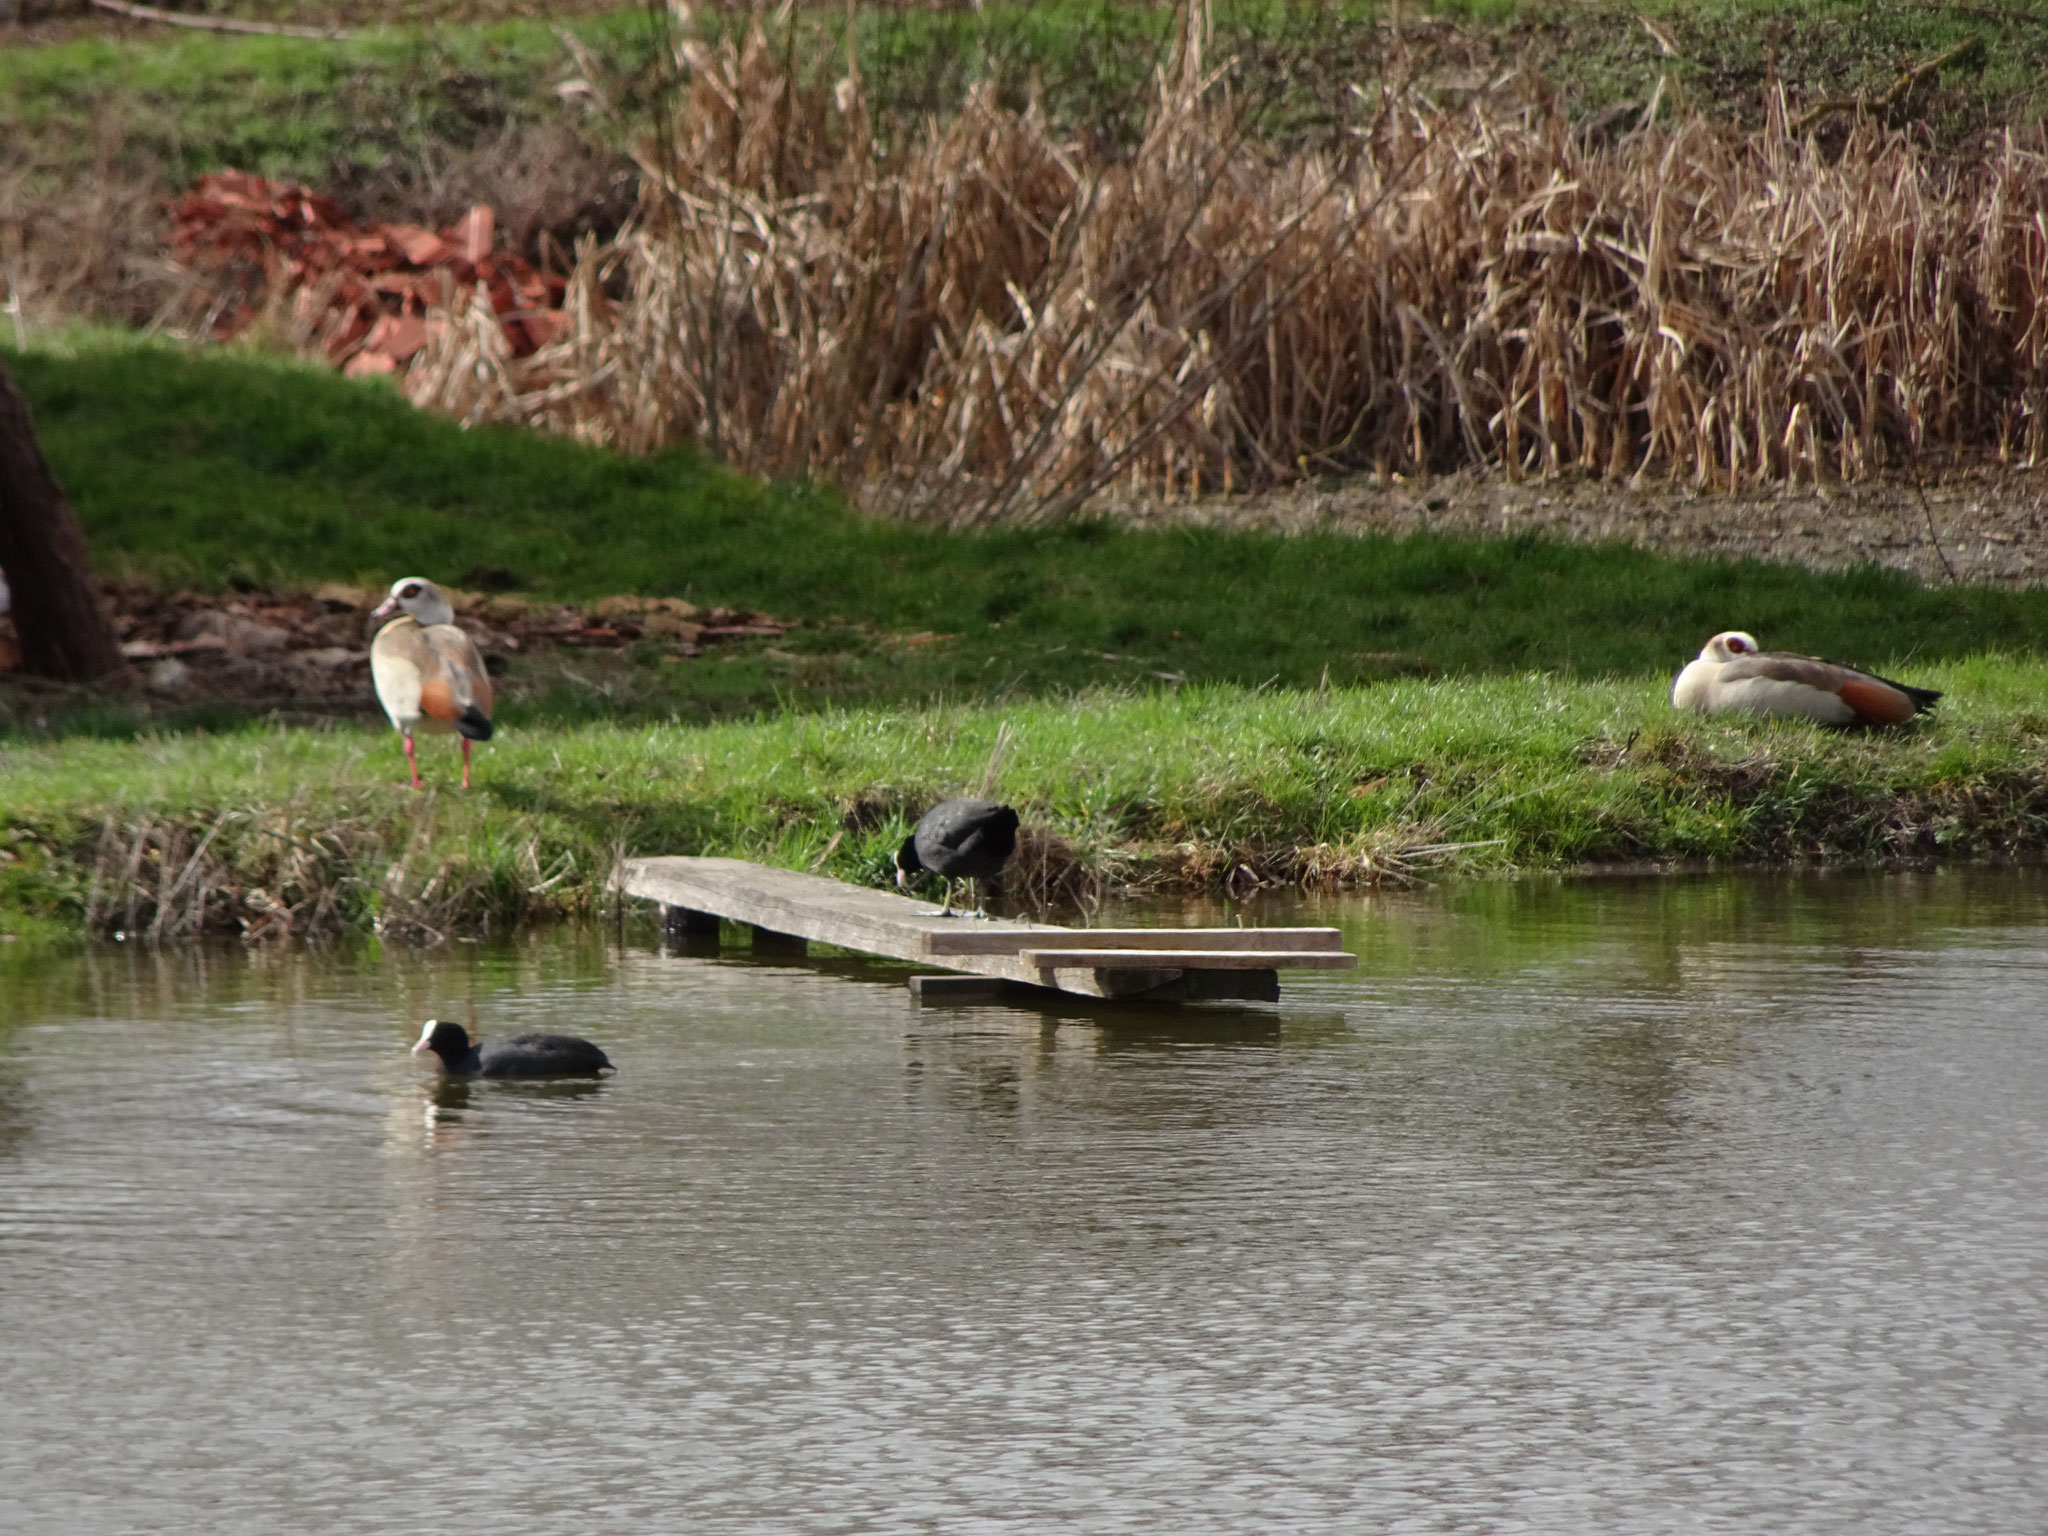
371 596 399 619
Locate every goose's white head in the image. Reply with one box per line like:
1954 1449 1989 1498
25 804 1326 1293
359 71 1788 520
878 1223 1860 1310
1699 631 1760 664
372 577 456 629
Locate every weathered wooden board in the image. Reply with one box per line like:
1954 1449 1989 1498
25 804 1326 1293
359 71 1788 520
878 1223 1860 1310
907 970 1283 1006
925 927 1344 956
621 855 1059 965
617 855 1343 1003
906 974 1037 1002
1017 948 1357 970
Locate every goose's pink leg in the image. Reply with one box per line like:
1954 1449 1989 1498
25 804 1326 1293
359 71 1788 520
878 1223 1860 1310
461 737 473 789
402 734 424 790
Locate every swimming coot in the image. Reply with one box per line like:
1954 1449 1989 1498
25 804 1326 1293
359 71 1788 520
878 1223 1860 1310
411 1019 614 1078
893 798 1020 918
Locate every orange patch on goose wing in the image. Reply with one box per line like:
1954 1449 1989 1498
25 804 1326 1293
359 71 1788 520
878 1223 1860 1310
418 676 461 723
430 631 493 719
1836 677 1915 725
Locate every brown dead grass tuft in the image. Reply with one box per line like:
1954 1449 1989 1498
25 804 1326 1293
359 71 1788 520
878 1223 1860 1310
1150 824 1500 891
395 7 2048 517
70 801 583 945
1002 823 1107 914
335 120 636 269
0 120 191 333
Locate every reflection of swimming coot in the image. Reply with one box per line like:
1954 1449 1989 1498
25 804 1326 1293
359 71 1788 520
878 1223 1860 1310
411 1019 614 1078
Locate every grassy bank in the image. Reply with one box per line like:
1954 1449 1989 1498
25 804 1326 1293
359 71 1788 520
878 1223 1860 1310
10 1 2043 178
12 334 2048 738
0 10 649 190
10 333 2048 944
9 12 2048 948
7 663 2048 947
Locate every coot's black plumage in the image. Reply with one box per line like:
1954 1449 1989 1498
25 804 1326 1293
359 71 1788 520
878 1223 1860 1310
894 797 1020 917
411 1018 613 1078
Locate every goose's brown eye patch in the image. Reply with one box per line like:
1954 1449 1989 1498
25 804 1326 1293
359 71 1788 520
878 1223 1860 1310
402 584 422 599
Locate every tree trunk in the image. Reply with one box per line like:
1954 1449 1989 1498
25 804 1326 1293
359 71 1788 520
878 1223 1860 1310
0 353 126 681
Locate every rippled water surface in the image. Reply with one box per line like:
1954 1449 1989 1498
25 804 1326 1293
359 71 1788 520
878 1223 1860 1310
5 870 2048 1533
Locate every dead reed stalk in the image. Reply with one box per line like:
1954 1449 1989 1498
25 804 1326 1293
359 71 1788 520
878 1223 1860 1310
1002 823 1110 914
0 119 193 335
68 802 589 944
399 7 2048 513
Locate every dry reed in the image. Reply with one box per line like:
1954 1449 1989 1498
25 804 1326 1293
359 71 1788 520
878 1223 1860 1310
0 119 194 335
70 800 590 944
395 6 2048 516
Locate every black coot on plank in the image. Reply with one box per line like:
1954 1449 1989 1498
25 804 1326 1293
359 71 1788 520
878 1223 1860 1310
411 1019 614 1078
894 797 1020 918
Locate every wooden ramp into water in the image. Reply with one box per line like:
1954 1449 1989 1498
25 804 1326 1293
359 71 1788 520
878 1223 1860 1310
618 856 1356 1004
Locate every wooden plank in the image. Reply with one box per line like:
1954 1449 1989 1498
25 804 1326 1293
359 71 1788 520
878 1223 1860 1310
910 970 1281 1005
1019 948 1358 970
658 903 720 938
1145 968 1280 1003
622 857 1116 997
907 974 1049 1003
623 856 1055 964
925 927 1344 956
619 856 1329 1003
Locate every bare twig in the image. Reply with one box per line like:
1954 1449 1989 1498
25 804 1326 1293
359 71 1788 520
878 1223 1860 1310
1790 37 1984 133
1912 469 1961 585
88 0 353 40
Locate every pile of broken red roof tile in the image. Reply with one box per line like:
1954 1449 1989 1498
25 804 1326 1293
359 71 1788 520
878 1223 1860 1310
170 171 571 378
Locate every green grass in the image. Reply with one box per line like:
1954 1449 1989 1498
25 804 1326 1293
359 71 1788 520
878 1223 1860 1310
0 12 657 188
9 327 2048 939
7 663 2048 944
5 0 2042 196
12 332 2048 743
852 0 2048 144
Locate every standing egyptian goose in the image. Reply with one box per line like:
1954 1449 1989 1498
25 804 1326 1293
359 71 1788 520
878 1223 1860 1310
1672 631 1940 726
370 577 494 788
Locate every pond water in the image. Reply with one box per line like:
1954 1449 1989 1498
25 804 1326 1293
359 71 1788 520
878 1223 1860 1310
4 870 2047 1534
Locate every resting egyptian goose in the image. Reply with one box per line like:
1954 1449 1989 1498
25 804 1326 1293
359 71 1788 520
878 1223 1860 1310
1672 631 1940 727
369 577 494 788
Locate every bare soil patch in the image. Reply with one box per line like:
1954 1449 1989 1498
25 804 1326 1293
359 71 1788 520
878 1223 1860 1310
1114 461 2048 590
0 581 792 712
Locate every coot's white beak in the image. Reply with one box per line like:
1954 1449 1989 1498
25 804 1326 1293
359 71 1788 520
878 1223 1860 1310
410 1037 431 1054
411 1019 437 1054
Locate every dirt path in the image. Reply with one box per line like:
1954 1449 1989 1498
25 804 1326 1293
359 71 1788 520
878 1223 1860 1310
1117 462 2048 588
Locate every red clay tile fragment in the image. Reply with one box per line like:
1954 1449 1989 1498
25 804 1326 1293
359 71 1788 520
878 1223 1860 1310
170 172 569 373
